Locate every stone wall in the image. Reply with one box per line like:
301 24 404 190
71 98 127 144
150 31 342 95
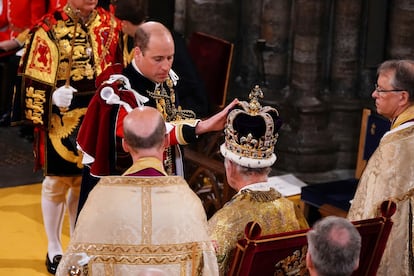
173 0 414 174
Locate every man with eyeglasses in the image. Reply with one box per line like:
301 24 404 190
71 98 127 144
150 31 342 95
348 59 414 276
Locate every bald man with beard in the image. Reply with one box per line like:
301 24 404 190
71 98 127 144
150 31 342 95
57 106 219 276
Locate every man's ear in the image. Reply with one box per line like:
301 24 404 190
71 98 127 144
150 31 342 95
229 159 238 175
224 159 238 182
306 251 314 271
353 257 360 271
122 138 130 153
400 91 410 105
134 47 142 58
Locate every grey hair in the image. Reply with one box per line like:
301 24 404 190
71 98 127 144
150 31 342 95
224 158 272 176
377 59 414 101
306 216 361 276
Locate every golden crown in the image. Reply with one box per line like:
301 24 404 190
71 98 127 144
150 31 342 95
220 85 281 168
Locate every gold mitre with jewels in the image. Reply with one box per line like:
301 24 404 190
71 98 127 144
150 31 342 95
220 85 282 168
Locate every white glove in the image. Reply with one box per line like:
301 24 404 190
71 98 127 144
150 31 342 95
52 85 77 107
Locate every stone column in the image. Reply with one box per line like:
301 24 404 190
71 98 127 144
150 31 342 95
234 0 264 92
387 0 414 58
276 0 337 173
184 0 238 41
326 0 364 169
174 0 186 34
259 0 292 97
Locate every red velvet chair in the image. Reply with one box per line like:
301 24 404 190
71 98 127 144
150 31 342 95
227 200 396 276
187 31 234 110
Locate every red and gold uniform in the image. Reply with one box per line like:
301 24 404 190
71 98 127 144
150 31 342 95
8 0 48 39
1 0 47 41
0 0 66 43
20 4 123 175
19 3 122 272
0 0 10 41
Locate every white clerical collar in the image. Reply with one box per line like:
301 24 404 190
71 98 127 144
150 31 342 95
384 121 414 137
238 181 271 195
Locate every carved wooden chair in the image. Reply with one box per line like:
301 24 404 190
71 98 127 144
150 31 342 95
183 32 235 217
354 108 391 179
228 200 396 276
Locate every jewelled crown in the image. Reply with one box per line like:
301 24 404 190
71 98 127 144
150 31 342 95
220 85 282 168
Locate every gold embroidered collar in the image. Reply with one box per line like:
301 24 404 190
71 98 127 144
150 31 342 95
122 157 168 176
391 105 414 129
64 4 97 25
238 187 282 202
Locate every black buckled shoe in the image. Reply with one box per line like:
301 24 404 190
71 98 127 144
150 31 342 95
45 253 62 275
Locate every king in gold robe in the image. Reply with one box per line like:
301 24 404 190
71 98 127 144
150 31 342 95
207 183 309 275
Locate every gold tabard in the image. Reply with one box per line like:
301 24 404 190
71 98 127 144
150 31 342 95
24 28 59 85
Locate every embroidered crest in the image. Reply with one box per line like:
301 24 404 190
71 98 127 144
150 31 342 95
28 36 52 74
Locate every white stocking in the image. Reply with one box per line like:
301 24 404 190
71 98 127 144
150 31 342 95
41 196 65 261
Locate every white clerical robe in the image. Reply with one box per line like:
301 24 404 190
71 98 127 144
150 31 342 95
348 120 414 276
56 176 219 276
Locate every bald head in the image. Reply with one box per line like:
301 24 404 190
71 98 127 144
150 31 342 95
134 21 173 53
133 21 174 83
123 106 166 151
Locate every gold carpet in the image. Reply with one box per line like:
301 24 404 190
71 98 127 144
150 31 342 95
0 183 69 275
